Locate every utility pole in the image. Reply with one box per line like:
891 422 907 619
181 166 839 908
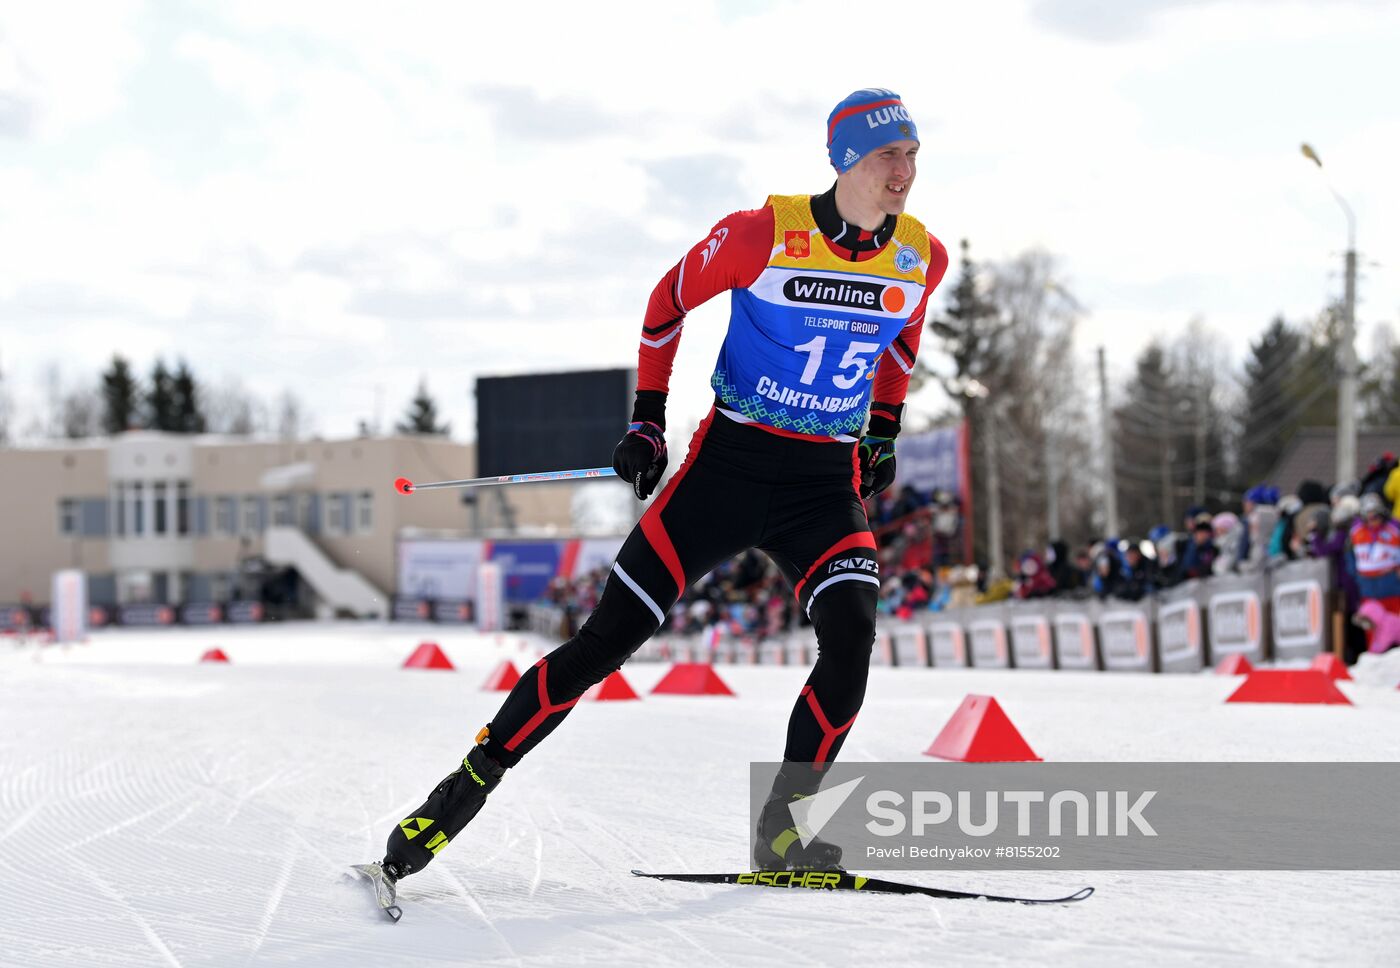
985 402 1004 580
1098 347 1119 537
1300 143 1358 484
1339 245 1358 482
1158 390 1172 527
1194 393 1206 506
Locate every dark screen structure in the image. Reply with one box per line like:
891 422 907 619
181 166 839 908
475 369 634 476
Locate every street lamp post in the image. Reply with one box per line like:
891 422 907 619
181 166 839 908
1300 142 1359 484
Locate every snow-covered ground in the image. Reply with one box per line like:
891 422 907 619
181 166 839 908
3 622 1399 967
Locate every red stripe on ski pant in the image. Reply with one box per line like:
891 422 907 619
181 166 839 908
802 685 858 769
639 409 714 596
504 658 580 751
793 531 877 602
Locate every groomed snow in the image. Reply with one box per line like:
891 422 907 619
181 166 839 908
3 623 1398 967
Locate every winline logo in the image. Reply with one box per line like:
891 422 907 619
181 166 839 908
782 276 906 314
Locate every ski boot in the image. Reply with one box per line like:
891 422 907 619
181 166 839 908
381 744 506 881
752 766 844 871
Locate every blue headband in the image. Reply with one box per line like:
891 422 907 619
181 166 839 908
827 88 920 173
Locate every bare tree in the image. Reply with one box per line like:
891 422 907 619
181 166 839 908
61 388 103 439
202 377 263 436
981 249 1094 557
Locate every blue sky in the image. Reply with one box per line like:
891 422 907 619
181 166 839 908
1 0 1396 442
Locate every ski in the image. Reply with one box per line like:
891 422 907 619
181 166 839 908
350 863 403 922
631 870 1094 905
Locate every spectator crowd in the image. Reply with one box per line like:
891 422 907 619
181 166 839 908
539 452 1400 664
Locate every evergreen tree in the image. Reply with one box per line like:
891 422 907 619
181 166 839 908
1360 324 1400 427
100 355 140 435
926 239 1010 403
1291 302 1343 430
171 360 205 433
397 378 450 435
147 359 177 431
926 240 1011 563
1236 317 1306 487
1114 343 1185 535
1114 329 1233 535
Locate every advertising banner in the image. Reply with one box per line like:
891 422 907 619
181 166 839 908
432 599 474 624
51 569 87 643
117 604 176 627
476 562 504 631
1269 558 1331 660
1205 574 1268 664
890 623 930 668
1051 603 1099 670
0 606 31 630
896 424 965 496
397 539 483 601
1154 580 1208 673
968 604 1012 669
1006 602 1055 670
179 602 223 626
481 542 561 603
392 597 431 622
1097 599 1154 672
926 609 969 668
225 601 265 624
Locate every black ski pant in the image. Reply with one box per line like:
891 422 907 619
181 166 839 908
478 408 881 775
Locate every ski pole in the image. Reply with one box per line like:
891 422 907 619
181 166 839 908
394 467 618 494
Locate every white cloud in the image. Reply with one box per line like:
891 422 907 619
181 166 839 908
0 0 1396 446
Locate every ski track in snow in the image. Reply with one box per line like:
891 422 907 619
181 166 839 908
1 623 1399 967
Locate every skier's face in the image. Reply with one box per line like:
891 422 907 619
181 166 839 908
848 139 919 215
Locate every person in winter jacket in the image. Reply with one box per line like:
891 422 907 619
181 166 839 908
1355 599 1400 654
1149 525 1179 587
1385 465 1400 520
1349 493 1400 652
1290 480 1330 553
1311 495 1363 661
1269 494 1301 561
1112 540 1158 601
1046 539 1078 593
1361 452 1397 498
1212 511 1243 576
1238 485 1279 574
1014 551 1057 600
1179 516 1218 580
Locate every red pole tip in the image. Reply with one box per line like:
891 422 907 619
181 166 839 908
394 477 415 495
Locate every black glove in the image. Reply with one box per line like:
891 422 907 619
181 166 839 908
858 401 903 500
858 436 896 499
613 421 667 499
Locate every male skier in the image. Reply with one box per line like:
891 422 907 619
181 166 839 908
366 89 948 898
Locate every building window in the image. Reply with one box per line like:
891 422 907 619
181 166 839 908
58 499 79 536
299 493 317 531
114 484 126 537
356 491 373 533
154 482 168 535
211 573 232 602
215 496 236 536
242 496 261 535
273 494 294 527
132 482 145 536
177 482 190 536
326 493 348 535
